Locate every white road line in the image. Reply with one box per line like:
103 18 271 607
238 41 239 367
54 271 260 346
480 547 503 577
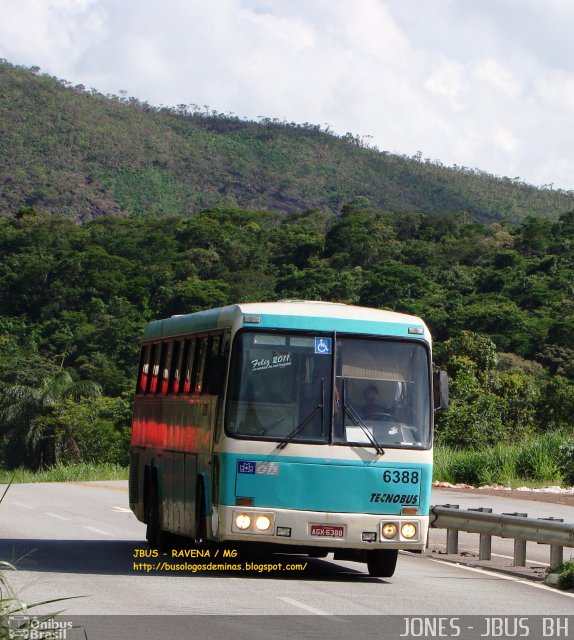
83 525 113 536
430 557 574 599
491 552 547 566
45 512 70 521
110 507 132 513
278 597 348 621
435 544 549 566
14 502 34 509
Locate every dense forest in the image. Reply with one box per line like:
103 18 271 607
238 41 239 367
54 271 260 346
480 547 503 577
0 58 573 476
0 205 573 471
1 59 574 223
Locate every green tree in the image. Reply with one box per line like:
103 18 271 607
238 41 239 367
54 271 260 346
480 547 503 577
434 333 507 448
43 394 131 466
434 356 506 449
1 371 101 469
360 262 433 310
437 330 499 375
325 209 397 268
538 376 574 433
517 215 553 255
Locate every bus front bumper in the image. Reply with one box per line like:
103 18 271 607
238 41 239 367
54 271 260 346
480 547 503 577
216 505 428 551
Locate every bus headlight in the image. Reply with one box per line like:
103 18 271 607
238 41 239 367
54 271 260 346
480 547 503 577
381 523 398 539
255 515 272 531
232 510 275 534
235 514 252 530
401 523 417 539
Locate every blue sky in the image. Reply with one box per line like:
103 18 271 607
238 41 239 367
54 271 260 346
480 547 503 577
1 0 573 190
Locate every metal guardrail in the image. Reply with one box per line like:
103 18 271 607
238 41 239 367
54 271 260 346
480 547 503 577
430 504 574 568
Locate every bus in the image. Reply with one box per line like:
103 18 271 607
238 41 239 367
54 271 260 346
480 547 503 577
129 301 448 577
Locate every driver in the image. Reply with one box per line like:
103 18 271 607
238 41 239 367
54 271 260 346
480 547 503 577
360 385 386 419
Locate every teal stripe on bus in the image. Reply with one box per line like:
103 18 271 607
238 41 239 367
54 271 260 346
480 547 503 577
142 307 427 342
247 314 426 339
219 453 432 515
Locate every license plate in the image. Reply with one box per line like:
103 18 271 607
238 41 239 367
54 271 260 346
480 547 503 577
310 524 345 538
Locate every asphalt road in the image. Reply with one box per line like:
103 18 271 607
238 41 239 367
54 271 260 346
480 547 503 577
2 481 573 639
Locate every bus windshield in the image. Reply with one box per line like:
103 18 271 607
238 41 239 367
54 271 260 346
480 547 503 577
225 332 431 449
334 336 431 449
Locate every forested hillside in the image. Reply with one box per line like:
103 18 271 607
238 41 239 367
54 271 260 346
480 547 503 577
1 58 573 477
1 59 574 223
1 206 573 471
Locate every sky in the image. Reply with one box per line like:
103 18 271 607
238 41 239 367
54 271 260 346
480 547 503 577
1 0 573 190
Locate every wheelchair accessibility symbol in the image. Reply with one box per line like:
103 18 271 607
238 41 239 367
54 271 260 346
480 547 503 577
314 337 332 355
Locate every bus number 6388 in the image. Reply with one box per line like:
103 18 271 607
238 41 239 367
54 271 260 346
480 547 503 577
383 470 420 484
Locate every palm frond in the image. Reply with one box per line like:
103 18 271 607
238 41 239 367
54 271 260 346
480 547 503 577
64 381 102 401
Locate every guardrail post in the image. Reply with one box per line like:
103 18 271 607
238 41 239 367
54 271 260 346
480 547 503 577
504 512 528 566
430 504 574 565
539 517 565 568
550 544 564 569
444 505 460 555
469 507 493 560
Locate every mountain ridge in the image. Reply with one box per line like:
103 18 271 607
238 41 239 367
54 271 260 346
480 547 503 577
1 59 573 222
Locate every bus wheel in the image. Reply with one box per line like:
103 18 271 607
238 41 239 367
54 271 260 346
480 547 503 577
366 549 398 577
146 480 168 551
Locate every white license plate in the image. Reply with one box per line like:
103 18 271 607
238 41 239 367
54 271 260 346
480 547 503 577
310 524 345 538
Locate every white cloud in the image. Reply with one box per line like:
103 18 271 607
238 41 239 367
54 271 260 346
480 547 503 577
535 69 574 110
425 58 466 107
474 58 523 98
0 0 573 190
0 0 105 73
492 128 519 154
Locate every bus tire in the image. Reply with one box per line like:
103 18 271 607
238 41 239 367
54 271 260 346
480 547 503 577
146 478 169 551
366 549 398 577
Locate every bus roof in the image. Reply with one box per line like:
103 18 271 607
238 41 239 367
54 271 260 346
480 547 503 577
142 301 430 342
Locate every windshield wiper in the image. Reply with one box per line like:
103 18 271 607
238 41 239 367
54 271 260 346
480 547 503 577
277 380 325 450
344 401 385 456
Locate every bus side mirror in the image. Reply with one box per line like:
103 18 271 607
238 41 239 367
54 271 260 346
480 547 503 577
433 369 449 411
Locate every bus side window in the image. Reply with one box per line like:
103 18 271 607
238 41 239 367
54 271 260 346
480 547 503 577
203 334 222 395
169 340 183 393
160 342 173 395
149 343 161 393
217 333 231 396
182 339 196 394
192 336 207 394
138 344 151 393
222 332 230 364
213 332 231 444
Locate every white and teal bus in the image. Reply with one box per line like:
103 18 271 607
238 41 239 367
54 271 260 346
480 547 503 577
129 301 448 577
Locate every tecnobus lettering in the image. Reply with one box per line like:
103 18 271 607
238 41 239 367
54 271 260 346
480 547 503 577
370 493 418 504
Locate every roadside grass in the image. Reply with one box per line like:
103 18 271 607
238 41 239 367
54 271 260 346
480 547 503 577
0 462 128 484
434 432 570 488
0 560 83 639
1 432 571 488
555 559 574 590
